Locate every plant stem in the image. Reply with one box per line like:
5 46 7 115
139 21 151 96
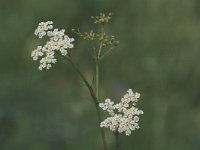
95 96 107 150
100 46 114 60
63 56 107 150
95 36 108 149
95 58 107 150
115 132 120 150
95 60 99 99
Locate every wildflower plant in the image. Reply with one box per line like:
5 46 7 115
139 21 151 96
31 13 143 150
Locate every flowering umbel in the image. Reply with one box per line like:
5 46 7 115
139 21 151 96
99 89 143 136
31 21 74 70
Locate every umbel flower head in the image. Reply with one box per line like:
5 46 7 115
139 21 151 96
31 21 74 70
99 89 143 136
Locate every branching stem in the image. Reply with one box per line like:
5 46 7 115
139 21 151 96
63 55 107 150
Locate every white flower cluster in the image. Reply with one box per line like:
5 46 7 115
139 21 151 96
31 21 74 70
99 89 143 136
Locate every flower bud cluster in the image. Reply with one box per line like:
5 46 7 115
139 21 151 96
91 12 113 24
31 21 74 70
72 29 119 48
99 89 143 136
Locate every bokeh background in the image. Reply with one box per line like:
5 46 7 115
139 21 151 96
1 0 200 150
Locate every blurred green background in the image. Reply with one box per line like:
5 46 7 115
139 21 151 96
1 0 200 150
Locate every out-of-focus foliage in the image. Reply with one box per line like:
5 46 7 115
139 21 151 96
0 0 200 150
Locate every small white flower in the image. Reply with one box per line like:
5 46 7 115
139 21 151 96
31 46 43 61
135 92 140 99
34 21 53 38
32 21 74 70
99 89 143 136
99 99 115 116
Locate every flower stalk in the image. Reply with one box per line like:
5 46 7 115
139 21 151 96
95 60 99 99
115 131 120 150
63 55 107 150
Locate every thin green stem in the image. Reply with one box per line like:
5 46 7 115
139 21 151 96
95 98 107 150
63 55 107 150
94 26 108 149
95 58 108 150
97 26 104 58
98 43 103 58
100 46 114 60
95 61 99 99
93 47 97 59
64 56 96 101
115 132 120 150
